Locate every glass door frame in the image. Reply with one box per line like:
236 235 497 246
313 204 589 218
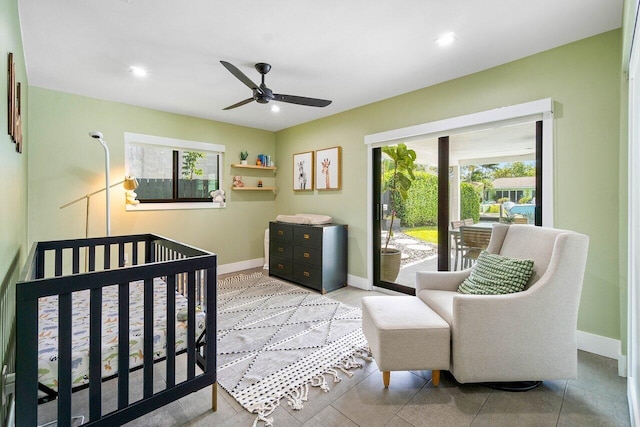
365 98 555 291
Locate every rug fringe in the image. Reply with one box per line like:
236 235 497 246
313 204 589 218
251 345 372 426
252 400 279 427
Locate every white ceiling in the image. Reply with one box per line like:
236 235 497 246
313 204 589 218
18 0 622 132
408 121 536 167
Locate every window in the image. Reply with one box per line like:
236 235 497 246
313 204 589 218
125 133 225 209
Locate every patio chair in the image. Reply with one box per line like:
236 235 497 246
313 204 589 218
450 220 465 271
460 226 492 268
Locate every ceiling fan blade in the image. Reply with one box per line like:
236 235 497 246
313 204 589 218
273 94 332 107
223 98 255 110
220 61 261 93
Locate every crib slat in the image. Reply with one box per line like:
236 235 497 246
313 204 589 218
14 297 38 425
104 244 111 270
118 282 130 410
166 275 176 388
119 242 126 267
89 287 103 421
205 267 217 373
89 245 96 272
132 241 139 265
55 248 63 277
143 278 154 398
187 271 196 379
58 292 73 426
72 247 80 274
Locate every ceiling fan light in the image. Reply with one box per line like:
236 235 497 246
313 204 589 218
129 66 147 77
435 32 457 47
271 105 280 113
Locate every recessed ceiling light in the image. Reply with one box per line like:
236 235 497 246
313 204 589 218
435 32 457 47
129 66 147 77
271 104 280 113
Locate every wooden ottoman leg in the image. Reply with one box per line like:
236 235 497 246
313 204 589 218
432 370 440 387
383 371 390 388
212 382 218 411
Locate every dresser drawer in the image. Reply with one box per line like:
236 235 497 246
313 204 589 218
270 257 293 278
270 240 293 259
293 264 322 291
293 245 321 267
293 226 322 248
271 222 293 242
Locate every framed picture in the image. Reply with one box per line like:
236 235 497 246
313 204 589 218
8 52 15 138
293 151 314 191
15 82 22 153
315 146 342 190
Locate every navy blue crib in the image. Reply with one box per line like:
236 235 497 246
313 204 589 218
15 234 216 426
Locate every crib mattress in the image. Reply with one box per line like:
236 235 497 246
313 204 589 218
37 278 205 392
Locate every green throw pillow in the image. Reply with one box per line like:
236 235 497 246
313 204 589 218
458 250 534 295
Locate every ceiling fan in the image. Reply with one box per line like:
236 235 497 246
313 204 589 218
220 61 332 110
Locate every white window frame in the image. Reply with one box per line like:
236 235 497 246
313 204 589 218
124 132 226 211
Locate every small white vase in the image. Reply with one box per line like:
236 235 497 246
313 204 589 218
240 160 247 165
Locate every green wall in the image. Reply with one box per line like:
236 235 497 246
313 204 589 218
275 30 623 341
28 88 276 266
0 0 28 419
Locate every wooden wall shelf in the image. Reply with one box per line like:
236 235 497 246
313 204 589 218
232 186 277 191
231 164 277 171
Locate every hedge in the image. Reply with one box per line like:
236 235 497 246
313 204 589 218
403 172 438 226
460 182 480 223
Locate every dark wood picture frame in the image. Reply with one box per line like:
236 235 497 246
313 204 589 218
15 82 22 152
8 52 15 139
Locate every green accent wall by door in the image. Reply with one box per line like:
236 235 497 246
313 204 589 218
275 29 624 342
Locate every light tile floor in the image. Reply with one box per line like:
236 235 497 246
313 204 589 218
39 268 631 426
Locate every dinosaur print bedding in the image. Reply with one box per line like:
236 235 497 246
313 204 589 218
37 277 205 392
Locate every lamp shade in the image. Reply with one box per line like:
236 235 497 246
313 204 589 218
123 176 139 191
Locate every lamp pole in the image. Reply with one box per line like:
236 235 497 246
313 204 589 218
89 132 111 236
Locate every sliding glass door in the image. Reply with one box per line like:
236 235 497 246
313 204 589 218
372 120 542 293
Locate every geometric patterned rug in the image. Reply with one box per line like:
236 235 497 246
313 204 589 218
216 272 371 426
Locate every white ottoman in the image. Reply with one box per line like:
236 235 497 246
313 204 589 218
362 295 450 387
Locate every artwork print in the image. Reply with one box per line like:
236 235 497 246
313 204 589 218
293 151 314 191
315 146 341 190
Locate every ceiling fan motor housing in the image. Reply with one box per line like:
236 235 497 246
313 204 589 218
254 86 274 104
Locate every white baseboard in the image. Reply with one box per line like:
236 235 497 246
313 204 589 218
620 355 629 378
347 274 369 290
577 330 626 376
218 258 264 275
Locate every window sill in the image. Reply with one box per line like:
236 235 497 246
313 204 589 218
126 202 225 211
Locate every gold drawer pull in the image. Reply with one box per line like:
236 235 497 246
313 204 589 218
278 264 284 269
303 233 310 239
278 230 284 235
303 271 310 277
278 247 284 252
303 252 310 258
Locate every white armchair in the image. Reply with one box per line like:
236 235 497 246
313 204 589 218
416 224 589 384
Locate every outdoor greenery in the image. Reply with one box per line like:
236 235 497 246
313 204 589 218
493 162 535 178
382 157 534 239
460 182 480 223
182 151 204 180
404 226 438 244
403 172 438 226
